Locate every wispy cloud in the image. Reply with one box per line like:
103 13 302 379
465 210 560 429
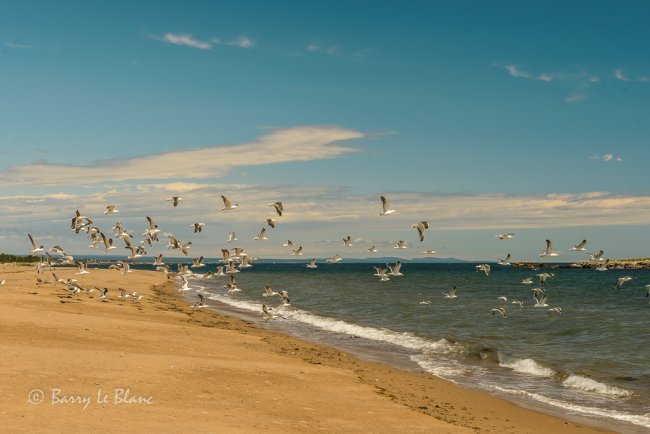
565 94 587 103
307 42 340 56
158 33 255 50
0 126 364 187
162 33 212 50
589 153 623 162
5 40 32 49
614 69 629 82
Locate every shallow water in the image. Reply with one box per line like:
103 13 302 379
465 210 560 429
163 261 650 432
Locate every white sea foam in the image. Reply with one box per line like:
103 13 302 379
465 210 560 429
562 374 632 398
410 354 471 378
499 357 556 377
489 385 650 429
206 293 461 353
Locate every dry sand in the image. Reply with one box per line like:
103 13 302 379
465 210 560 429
0 263 612 433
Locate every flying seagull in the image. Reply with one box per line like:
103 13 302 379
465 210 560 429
443 285 457 299
394 240 407 249
305 258 318 268
570 239 587 251
104 204 119 214
342 236 352 247
615 276 633 289
191 223 205 233
28 234 45 256
539 239 559 257
167 196 182 207
268 202 283 217
495 233 515 239
497 253 512 266
378 196 396 216
412 221 429 242
254 228 268 241
220 195 239 211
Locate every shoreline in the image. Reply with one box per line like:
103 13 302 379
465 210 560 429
1 263 613 433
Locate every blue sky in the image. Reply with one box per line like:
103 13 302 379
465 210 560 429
1 1 649 261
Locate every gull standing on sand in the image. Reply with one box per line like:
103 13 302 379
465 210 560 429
306 258 318 268
167 196 182 207
28 234 45 256
412 221 429 242
220 195 239 211
268 202 283 217
615 276 633 289
539 239 559 257
570 239 587 251
378 196 396 216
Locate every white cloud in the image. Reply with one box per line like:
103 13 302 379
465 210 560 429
227 36 254 48
565 94 587 103
614 69 629 82
307 42 339 56
162 33 212 50
0 126 365 187
5 40 32 49
589 153 622 162
503 65 530 78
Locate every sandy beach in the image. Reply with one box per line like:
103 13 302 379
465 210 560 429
0 263 612 433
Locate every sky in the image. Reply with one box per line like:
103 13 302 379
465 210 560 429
1 0 650 262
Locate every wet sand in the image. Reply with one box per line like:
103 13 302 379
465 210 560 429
0 263 612 433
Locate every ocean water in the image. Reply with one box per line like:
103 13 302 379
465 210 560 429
163 261 649 432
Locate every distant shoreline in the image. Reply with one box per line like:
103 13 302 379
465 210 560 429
512 259 650 270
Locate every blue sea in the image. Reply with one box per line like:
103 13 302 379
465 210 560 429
159 261 649 432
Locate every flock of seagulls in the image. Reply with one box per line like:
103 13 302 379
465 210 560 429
3 194 649 325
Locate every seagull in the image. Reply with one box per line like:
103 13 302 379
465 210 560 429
588 250 605 262
231 247 247 257
306 258 318 268
539 239 559 257
49 245 67 257
238 255 253 269
412 221 429 242
262 303 272 320
421 249 437 254
100 232 116 253
495 233 515 239
342 236 352 247
191 223 205 233
0 280 6 286
378 196 396 216
373 267 391 281
193 293 206 309
491 307 507 318
521 277 534 285
266 218 277 228
99 288 109 301
532 287 548 307
537 272 554 284
104 204 119 214
152 254 164 266
191 256 205 268
282 240 294 247
595 259 610 271
291 246 303 256
143 216 160 238
263 284 279 297
279 290 290 304
570 239 587 251
394 240 407 249
511 299 524 308
645 284 650 297
76 261 90 275
227 232 237 243
214 266 226 277
387 261 404 277
476 264 491 276
118 288 129 300
419 300 432 305
109 260 131 276
443 286 457 298
254 228 268 240
180 241 192 256
498 296 508 302
365 245 378 253
497 253 512 266
167 196 182 207
616 276 633 289
220 195 239 211
548 307 562 315
268 202 283 217
28 234 45 256
326 254 342 264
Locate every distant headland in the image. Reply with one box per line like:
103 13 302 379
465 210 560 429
512 258 650 270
